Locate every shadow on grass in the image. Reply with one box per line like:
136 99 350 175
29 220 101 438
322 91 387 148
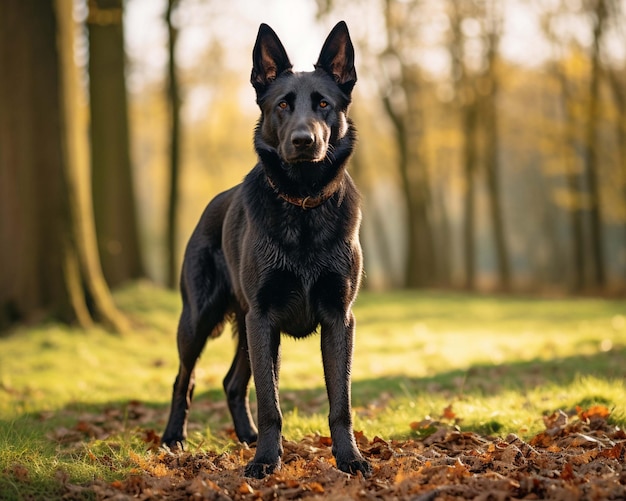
352 344 626 405
5 345 623 439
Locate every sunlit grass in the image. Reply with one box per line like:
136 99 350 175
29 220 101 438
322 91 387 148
1 282 625 498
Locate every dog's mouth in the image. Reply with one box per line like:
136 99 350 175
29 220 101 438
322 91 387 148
286 154 325 165
278 139 328 165
281 147 328 165
256 133 352 172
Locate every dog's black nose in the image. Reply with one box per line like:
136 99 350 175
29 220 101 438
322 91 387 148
291 131 315 149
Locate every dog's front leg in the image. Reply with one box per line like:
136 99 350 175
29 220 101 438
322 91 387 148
244 311 283 478
321 312 371 477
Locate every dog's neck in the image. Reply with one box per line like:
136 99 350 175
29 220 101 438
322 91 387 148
256 124 356 210
265 175 333 209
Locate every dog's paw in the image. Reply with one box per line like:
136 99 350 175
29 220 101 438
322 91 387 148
161 436 185 452
337 456 372 477
244 458 281 479
237 431 258 445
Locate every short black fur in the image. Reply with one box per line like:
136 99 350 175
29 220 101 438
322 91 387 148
161 21 370 479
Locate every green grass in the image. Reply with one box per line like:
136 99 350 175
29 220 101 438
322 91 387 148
1 282 625 499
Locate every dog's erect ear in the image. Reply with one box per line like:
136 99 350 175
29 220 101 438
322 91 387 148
251 24 293 97
315 21 357 95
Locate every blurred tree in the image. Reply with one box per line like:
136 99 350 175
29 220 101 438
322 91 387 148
555 64 587 291
481 0 511 291
605 62 626 274
0 0 128 332
542 10 587 291
449 0 479 290
379 0 438 287
165 0 182 289
88 0 145 287
307 0 626 292
450 0 511 291
583 0 608 288
543 0 621 290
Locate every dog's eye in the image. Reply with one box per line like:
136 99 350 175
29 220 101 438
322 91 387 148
319 100 329 109
278 101 288 110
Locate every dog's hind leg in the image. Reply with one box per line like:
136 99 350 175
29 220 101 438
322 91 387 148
161 305 203 449
161 252 230 450
223 307 258 444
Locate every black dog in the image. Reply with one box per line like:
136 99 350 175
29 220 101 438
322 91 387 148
161 21 370 479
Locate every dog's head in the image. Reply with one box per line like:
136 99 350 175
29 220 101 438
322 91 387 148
251 22 357 166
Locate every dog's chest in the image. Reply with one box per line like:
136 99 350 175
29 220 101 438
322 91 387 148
254 215 354 337
256 264 345 338
279 213 334 256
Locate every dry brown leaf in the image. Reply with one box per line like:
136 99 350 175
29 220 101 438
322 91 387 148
600 443 623 460
442 404 456 420
543 409 569 430
317 435 333 447
307 481 324 493
8 464 29 482
52 407 626 501
447 458 471 480
576 405 611 422
354 430 369 447
410 417 436 431
238 481 254 494
560 462 576 481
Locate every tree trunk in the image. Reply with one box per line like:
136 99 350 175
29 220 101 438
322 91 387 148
165 0 182 289
0 0 129 333
449 0 480 291
88 0 144 287
551 65 586 291
605 68 626 282
431 175 453 287
377 0 438 288
484 93 511 291
382 92 434 288
583 0 607 288
0 0 72 327
461 102 478 290
566 169 586 291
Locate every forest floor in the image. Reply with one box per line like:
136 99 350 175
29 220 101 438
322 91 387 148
39 400 626 500
1 283 625 500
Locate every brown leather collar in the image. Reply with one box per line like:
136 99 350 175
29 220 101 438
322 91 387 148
266 176 331 209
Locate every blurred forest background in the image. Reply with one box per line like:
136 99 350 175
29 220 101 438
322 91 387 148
1 0 625 332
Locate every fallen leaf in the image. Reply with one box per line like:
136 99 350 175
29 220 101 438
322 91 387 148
75 421 91 433
447 458 470 479
307 481 324 493
543 410 568 430
143 429 161 450
238 481 254 494
8 464 29 482
560 462 576 481
354 430 369 447
187 475 221 496
411 417 436 430
51 409 626 501
600 443 623 460
110 480 123 489
317 435 333 447
577 405 610 422
442 404 456 420
569 433 602 447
